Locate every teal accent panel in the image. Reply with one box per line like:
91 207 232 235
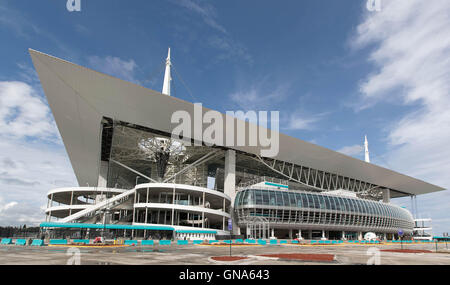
264 182 288 188
49 239 67 245
245 239 256 244
124 240 139 246
209 240 219 244
40 222 174 231
159 240 171 245
292 240 299 244
269 240 278 245
280 240 287 244
15 239 27 245
193 240 203 244
31 239 44 246
235 239 243 243
257 239 267 245
1 238 12 245
141 240 154 246
177 240 189 245
73 239 89 244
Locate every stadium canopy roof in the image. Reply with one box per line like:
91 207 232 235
29 49 445 197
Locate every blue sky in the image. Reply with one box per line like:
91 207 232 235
0 0 449 234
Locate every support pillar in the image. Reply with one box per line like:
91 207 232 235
321 230 326 240
342 231 346 240
97 161 108 187
271 228 275 239
358 232 363 240
289 229 293 239
382 189 390 203
224 150 240 235
298 229 303 240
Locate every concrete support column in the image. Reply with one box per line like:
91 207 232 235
271 228 275 238
321 230 326 240
358 232 363 240
224 150 240 235
98 161 109 187
309 230 312 240
171 186 176 225
384 233 387 241
298 229 303 240
202 212 205 228
289 229 293 239
382 189 391 203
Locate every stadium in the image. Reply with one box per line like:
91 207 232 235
30 48 445 241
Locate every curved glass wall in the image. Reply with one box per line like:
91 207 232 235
235 189 414 233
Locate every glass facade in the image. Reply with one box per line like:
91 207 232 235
235 189 414 232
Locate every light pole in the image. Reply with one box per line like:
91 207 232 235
135 176 140 186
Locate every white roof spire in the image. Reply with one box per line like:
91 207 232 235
162 47 172 96
364 135 370 163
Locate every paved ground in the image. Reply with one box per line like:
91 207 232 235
0 242 449 265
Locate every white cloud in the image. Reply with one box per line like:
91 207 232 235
337 144 364 156
284 113 322 131
87 56 139 83
0 198 18 213
0 81 58 141
0 80 77 226
353 0 450 234
229 81 324 131
173 0 227 34
229 80 290 110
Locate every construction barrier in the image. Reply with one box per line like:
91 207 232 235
31 239 44 246
49 239 67 245
15 239 27 246
141 240 154 246
73 239 89 244
124 240 139 246
1 238 12 245
159 240 171 245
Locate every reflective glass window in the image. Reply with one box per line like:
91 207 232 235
302 193 309 208
255 190 263 205
288 192 297 207
312 194 320 209
262 190 270 205
318 195 326 209
324 195 331 209
269 191 276 206
296 193 303 208
282 192 290 207
329 196 337 210
276 192 284 206
306 194 314 209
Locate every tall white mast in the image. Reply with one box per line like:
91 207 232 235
364 135 370 163
162 47 172 96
